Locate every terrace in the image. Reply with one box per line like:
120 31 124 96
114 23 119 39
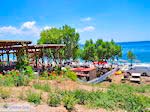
0 40 65 71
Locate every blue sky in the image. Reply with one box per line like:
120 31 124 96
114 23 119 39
0 0 150 44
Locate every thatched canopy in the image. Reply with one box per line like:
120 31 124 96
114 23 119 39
0 40 32 47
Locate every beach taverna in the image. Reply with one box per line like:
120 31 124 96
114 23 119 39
0 40 65 71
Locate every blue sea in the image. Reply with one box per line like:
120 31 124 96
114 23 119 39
117 41 150 63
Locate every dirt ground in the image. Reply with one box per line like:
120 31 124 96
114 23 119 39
0 74 149 112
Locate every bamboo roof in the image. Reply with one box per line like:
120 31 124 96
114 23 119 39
0 44 65 51
0 40 32 47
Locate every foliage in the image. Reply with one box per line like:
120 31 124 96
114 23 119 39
26 90 41 104
38 25 80 60
41 71 49 78
33 83 51 92
47 93 61 107
73 89 88 105
64 68 77 81
81 39 97 61
0 70 30 86
24 66 35 79
61 25 80 60
16 49 29 70
62 92 78 110
81 39 122 62
59 84 150 111
0 87 11 99
127 50 136 66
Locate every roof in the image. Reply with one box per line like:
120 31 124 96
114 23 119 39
71 67 96 72
0 44 66 50
0 40 32 47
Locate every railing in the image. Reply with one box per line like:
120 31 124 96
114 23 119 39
88 68 118 84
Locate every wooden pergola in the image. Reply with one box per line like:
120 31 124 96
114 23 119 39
0 40 65 70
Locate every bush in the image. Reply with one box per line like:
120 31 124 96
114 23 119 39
13 72 30 86
0 70 30 87
0 87 11 99
26 90 41 104
73 90 89 105
47 93 61 107
62 92 78 110
1 75 15 86
64 69 77 81
24 66 35 79
41 71 49 78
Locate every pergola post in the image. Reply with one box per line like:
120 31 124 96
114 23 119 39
35 48 38 68
6 50 10 66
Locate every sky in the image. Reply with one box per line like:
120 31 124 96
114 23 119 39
0 0 150 44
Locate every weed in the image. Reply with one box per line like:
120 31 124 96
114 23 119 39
47 93 61 107
26 90 41 104
0 88 11 99
62 92 78 111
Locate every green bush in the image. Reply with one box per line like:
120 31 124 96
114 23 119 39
62 93 78 110
13 72 30 86
24 66 35 79
0 70 30 87
64 69 77 81
73 90 89 105
47 93 61 107
41 71 49 78
26 90 41 104
2 75 15 86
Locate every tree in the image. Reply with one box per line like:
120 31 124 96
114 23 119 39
38 25 80 61
127 50 136 66
82 39 122 62
81 39 97 62
61 25 80 60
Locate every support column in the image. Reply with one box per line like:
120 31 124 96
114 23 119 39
6 51 10 66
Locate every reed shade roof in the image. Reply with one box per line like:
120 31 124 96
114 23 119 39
0 40 32 47
0 44 65 50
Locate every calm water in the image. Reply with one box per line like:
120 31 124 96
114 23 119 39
117 41 150 63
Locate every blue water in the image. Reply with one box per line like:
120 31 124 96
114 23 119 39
117 41 150 63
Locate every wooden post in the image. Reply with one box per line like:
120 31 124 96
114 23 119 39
41 48 44 70
35 48 38 68
6 51 10 66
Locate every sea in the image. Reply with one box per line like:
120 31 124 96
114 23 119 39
117 41 150 63
80 41 150 64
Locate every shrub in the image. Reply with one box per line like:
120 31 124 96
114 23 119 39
41 71 49 78
0 87 11 99
73 90 89 105
47 93 61 107
26 90 41 104
2 75 15 86
1 70 30 87
64 69 77 81
14 72 30 86
24 66 35 79
62 93 78 110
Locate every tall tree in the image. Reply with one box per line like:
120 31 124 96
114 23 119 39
81 39 97 62
127 50 136 66
38 25 80 61
61 25 80 60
